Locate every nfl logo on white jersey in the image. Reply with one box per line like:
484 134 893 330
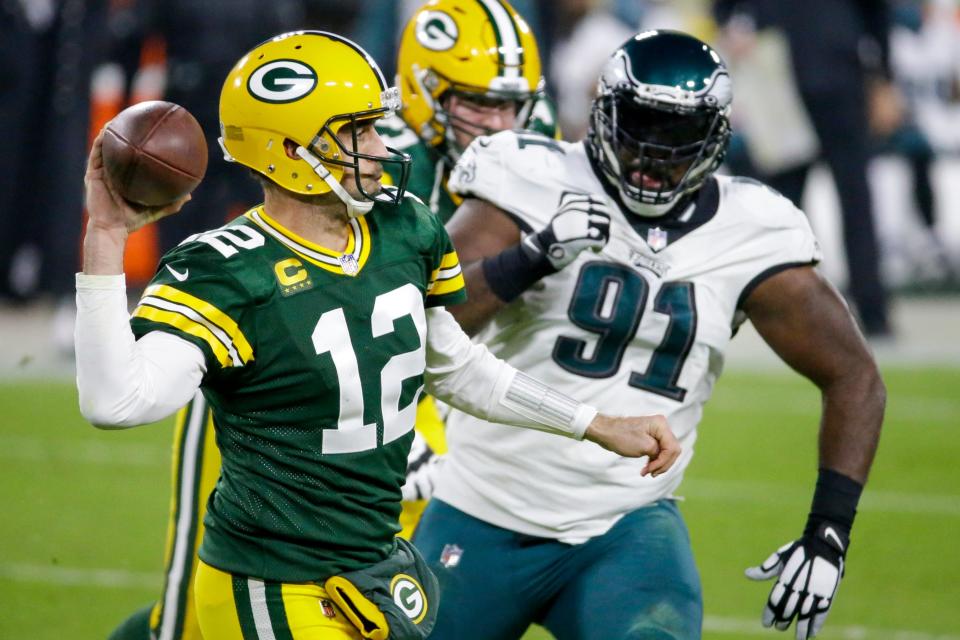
647 227 668 251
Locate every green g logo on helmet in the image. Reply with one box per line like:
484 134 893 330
415 11 459 51
247 59 318 103
390 573 427 623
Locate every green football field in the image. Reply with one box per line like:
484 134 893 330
1 368 958 640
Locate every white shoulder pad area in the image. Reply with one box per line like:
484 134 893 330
448 130 576 227
717 175 805 229
717 174 823 264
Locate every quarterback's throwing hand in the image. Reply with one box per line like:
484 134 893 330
85 129 191 234
746 522 848 639
584 414 680 476
523 192 612 271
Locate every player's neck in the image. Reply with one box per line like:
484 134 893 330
263 189 351 252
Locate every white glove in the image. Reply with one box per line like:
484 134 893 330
522 192 611 270
400 431 444 502
746 522 848 639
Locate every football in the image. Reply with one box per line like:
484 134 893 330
102 100 208 208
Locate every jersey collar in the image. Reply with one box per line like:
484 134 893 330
584 142 720 250
245 206 371 276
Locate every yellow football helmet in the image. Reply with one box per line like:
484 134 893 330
219 31 410 217
397 0 544 159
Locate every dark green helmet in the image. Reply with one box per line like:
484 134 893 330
587 30 732 217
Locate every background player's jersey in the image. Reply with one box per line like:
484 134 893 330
130 199 466 581
378 116 459 222
439 130 821 543
377 95 560 222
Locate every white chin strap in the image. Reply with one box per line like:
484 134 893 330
295 146 374 219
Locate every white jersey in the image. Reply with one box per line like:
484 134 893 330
437 130 822 543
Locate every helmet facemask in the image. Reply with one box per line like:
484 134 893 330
295 93 412 218
422 71 541 165
590 92 729 216
318 112 410 201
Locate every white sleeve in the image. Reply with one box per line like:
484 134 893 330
75 273 206 428
423 306 597 439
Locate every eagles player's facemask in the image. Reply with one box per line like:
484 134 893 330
587 30 732 218
219 31 411 218
397 0 545 165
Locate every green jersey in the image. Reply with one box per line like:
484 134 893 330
378 117 460 222
378 95 560 223
130 197 466 582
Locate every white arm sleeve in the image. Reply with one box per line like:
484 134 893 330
75 273 206 428
424 307 597 439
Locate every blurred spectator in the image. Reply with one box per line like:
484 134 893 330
889 0 960 152
715 0 899 337
0 0 108 302
548 0 633 139
639 0 717 41
875 0 960 284
351 0 404 81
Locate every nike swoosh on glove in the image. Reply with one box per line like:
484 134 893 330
745 522 848 639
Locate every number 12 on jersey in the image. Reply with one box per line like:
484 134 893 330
553 262 697 402
312 284 426 454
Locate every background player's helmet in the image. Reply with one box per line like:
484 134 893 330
219 31 410 216
397 0 544 162
587 30 732 217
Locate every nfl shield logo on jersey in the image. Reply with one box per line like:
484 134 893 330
339 254 360 276
440 543 463 568
647 227 668 252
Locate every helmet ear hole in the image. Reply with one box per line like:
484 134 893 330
282 139 301 160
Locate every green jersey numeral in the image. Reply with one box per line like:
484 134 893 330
553 262 697 402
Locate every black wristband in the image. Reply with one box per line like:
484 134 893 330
481 241 556 303
804 468 863 537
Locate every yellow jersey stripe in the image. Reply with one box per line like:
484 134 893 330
428 260 463 292
428 273 466 297
136 296 249 367
145 284 253 363
133 305 235 367
439 252 460 270
356 215 372 267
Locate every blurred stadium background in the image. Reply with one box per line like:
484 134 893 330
2 0 958 638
